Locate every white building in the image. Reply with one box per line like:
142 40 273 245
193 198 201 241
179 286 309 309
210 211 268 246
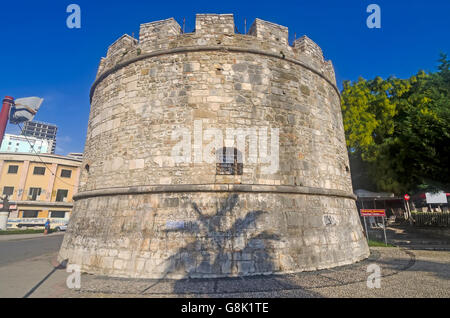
67 152 83 160
0 134 53 154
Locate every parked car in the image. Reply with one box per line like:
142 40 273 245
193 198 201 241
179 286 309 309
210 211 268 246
54 222 68 232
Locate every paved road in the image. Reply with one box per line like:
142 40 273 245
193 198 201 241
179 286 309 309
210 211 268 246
0 234 64 266
0 231 449 298
56 247 450 298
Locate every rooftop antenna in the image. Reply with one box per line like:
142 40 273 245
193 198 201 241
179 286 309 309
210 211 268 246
183 17 186 33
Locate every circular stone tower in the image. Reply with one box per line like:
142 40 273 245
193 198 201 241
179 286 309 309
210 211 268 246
59 14 369 279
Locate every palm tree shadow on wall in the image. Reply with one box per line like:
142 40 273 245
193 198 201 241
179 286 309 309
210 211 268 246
143 193 281 294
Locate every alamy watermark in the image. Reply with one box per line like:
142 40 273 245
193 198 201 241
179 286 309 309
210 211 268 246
366 4 381 29
171 120 280 174
66 264 81 289
66 4 81 29
366 264 381 288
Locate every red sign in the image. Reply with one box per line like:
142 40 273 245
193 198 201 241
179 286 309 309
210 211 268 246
0 204 17 210
360 209 386 217
404 194 410 201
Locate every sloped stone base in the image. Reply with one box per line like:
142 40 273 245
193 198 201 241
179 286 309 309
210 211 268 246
59 190 369 279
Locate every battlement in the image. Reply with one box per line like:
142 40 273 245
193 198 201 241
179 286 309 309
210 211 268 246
139 18 181 51
97 14 335 85
195 14 234 35
106 34 138 58
293 35 324 63
248 18 289 46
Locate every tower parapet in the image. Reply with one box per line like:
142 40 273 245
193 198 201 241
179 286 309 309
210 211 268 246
94 14 335 87
139 18 181 51
248 18 289 46
107 34 138 58
293 35 324 62
195 13 235 35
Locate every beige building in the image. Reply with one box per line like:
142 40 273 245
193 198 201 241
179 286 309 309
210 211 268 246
0 152 81 225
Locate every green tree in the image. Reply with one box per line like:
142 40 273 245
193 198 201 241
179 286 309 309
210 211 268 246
341 54 450 194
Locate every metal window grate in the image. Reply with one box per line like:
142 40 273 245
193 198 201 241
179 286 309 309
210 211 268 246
33 166 46 175
216 147 243 175
7 165 18 174
60 169 72 178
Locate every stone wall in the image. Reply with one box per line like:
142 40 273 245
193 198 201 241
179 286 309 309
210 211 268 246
60 189 367 278
80 15 348 193
59 13 370 278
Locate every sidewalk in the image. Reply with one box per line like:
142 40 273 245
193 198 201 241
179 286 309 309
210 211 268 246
3 247 448 298
368 224 450 250
0 251 70 298
0 232 65 242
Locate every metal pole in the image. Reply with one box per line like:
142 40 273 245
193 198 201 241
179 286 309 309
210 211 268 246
403 199 409 220
364 217 369 241
361 200 369 241
407 200 413 225
373 199 376 228
0 96 14 146
382 216 387 246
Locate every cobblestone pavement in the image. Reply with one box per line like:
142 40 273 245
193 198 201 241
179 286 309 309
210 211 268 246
51 247 448 298
2 247 448 298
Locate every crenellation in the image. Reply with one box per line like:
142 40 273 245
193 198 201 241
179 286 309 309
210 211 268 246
323 60 337 86
293 35 336 83
139 18 181 51
106 34 138 58
96 15 337 88
248 18 289 46
195 13 235 35
293 35 324 63
96 57 107 77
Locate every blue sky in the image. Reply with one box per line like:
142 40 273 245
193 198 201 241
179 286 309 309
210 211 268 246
1 0 449 154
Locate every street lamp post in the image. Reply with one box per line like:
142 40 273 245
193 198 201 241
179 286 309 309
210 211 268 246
0 96 14 146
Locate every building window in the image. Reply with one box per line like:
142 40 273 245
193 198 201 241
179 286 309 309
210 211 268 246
7 165 18 174
22 210 39 218
216 147 243 175
33 167 46 175
2 186 14 196
60 169 72 178
28 188 42 201
55 189 69 202
50 211 66 218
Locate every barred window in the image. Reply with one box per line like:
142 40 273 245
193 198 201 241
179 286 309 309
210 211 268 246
3 186 14 196
56 189 69 202
216 147 243 175
60 169 72 178
8 165 18 174
50 211 66 218
33 166 45 175
28 188 42 201
22 210 39 218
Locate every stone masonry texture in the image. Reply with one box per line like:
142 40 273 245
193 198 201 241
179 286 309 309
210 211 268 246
59 13 370 279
